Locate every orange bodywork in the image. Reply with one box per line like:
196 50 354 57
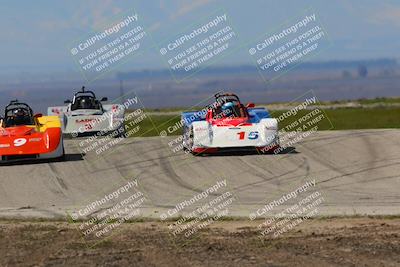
0 116 62 156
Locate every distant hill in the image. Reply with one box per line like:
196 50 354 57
116 58 398 80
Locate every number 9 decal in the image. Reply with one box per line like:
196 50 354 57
14 138 27 147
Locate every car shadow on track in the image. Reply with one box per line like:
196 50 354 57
198 146 299 157
0 153 85 166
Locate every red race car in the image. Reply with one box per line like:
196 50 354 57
0 100 64 163
182 92 280 155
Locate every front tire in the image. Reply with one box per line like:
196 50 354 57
59 146 66 161
183 126 195 153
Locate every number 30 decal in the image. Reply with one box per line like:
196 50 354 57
237 131 259 140
14 138 27 147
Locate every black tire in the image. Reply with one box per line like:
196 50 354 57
48 146 65 162
187 126 195 153
57 146 66 161
183 126 194 152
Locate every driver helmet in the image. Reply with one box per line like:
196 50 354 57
221 102 235 116
80 98 89 109
13 108 27 118
13 108 28 124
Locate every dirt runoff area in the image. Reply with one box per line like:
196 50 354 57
1 217 400 267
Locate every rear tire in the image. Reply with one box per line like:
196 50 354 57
49 146 65 162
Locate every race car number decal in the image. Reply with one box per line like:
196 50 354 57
237 132 245 140
237 131 259 140
14 138 27 147
248 131 259 139
84 123 93 130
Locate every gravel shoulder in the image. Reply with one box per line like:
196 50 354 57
1 217 400 267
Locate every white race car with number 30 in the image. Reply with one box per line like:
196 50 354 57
47 87 126 137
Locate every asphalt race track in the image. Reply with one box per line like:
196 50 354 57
0 129 399 219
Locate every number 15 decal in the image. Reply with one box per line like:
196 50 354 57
237 131 259 140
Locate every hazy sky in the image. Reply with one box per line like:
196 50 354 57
1 0 399 74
